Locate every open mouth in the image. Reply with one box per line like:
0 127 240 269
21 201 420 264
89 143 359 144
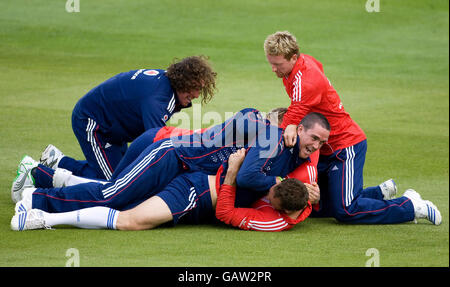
305 146 313 155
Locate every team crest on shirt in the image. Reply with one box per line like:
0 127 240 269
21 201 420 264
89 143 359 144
162 114 169 122
144 69 159 76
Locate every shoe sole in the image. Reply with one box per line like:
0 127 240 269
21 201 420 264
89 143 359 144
381 179 397 200
11 168 27 202
425 201 442 225
11 156 35 203
40 145 60 168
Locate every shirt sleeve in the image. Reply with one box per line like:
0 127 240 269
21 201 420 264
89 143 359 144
215 184 292 232
286 150 320 211
141 102 166 130
141 93 176 130
286 150 319 184
280 74 323 129
235 141 280 193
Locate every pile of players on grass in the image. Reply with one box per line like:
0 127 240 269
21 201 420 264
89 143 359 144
10 31 442 232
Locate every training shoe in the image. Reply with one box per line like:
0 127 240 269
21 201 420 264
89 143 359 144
14 187 35 214
379 179 397 200
11 155 38 203
40 144 64 169
11 209 50 231
403 189 442 225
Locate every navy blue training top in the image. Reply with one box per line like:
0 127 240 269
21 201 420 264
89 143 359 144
72 69 187 144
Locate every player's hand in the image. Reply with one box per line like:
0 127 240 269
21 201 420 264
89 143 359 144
305 182 320 204
227 148 246 171
283 124 298 147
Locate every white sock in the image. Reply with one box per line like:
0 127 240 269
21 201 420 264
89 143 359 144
66 175 107 187
42 206 119 229
53 168 107 187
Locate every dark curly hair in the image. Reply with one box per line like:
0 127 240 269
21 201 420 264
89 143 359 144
166 55 217 104
273 178 309 211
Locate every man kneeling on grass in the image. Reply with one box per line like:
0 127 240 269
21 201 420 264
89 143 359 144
12 148 312 232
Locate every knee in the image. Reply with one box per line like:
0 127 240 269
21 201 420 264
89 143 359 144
332 207 353 223
115 212 132 230
116 212 157 231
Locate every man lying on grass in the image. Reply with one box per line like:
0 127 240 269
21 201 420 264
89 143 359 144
12 148 313 232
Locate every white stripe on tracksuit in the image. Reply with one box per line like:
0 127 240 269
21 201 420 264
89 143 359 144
292 71 302 102
344 146 355 207
167 94 175 113
86 119 113 180
102 140 174 198
247 218 288 231
177 187 197 219
307 165 317 183
183 187 197 212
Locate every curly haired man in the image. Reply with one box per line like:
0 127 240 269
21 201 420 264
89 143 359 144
39 55 217 180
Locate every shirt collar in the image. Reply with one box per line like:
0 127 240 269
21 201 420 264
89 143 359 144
285 54 305 82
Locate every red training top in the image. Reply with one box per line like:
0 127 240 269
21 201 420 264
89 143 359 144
214 151 319 232
281 54 366 155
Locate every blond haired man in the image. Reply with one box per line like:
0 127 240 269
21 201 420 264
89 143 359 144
262 31 442 225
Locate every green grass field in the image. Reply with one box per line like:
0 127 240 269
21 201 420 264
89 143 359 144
0 0 448 267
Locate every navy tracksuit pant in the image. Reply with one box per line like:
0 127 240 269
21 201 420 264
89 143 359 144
32 139 182 212
31 108 268 213
315 140 415 224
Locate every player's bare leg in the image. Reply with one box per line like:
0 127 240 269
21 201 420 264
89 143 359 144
116 196 173 230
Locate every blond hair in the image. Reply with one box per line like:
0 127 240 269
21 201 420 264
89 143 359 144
264 31 300 60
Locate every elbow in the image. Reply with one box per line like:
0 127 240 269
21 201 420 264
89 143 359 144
215 201 229 223
215 202 233 225
236 171 266 191
236 172 252 188
215 209 224 221
215 210 230 225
